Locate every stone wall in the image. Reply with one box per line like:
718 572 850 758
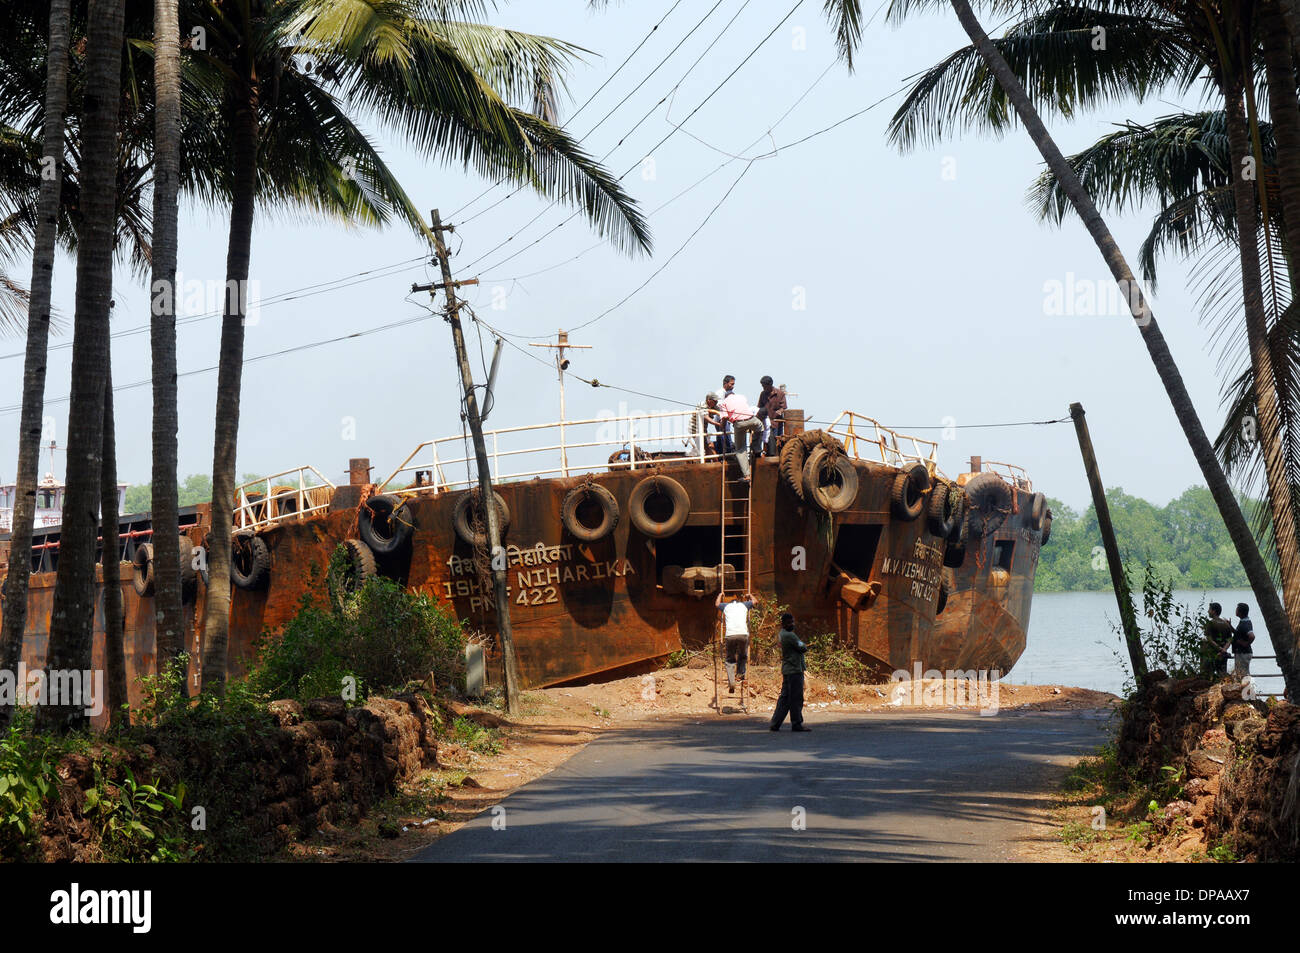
1119 672 1300 861
42 693 438 861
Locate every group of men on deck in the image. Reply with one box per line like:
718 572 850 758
689 374 787 483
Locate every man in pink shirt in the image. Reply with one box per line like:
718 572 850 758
720 390 762 481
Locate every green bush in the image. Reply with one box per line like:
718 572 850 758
250 553 467 702
804 632 870 684
1111 564 1210 696
0 723 59 858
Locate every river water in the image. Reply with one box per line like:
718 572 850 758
1007 589 1283 697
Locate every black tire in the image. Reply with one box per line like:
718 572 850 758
131 543 155 597
946 493 968 543
890 463 930 521
1041 508 1053 545
359 493 415 555
801 447 859 512
329 538 377 608
231 530 271 591
178 535 196 586
964 472 1013 539
778 438 807 500
561 483 620 542
452 490 510 547
927 482 958 538
1029 491 1047 529
628 475 690 538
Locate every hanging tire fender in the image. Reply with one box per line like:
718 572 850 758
360 493 416 555
131 543 155 597
453 490 511 547
927 481 958 538
801 447 859 512
561 483 620 542
890 463 930 521
1041 508 1053 545
231 530 271 591
628 475 690 538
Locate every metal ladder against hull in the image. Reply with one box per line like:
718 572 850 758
712 457 753 713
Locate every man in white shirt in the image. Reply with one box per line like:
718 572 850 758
720 390 762 482
715 590 756 693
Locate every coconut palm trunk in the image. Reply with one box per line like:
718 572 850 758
1260 0 1300 251
199 95 258 697
1221 84 1300 629
35 0 128 734
0 0 72 732
100 357 127 727
150 0 184 681
947 0 1300 694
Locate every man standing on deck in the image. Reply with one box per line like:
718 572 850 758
721 375 737 452
1233 603 1256 677
770 612 809 732
720 389 762 482
688 391 725 456
757 376 785 456
716 591 756 693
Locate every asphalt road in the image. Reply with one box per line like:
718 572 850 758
413 709 1111 863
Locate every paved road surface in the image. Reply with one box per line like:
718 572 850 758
413 709 1110 862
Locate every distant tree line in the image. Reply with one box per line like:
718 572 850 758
1036 486 1254 592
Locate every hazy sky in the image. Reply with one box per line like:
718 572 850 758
0 0 1247 514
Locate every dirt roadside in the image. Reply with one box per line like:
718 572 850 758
289 662 1119 862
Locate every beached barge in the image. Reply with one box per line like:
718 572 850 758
0 407 1051 705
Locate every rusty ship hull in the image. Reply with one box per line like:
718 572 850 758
1 424 1046 710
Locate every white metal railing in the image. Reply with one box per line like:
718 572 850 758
374 409 948 495
825 412 940 477
377 410 731 493
234 466 337 531
981 460 1033 492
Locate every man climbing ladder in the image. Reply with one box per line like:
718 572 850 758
716 591 757 694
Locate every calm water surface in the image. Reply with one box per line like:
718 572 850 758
1008 589 1282 697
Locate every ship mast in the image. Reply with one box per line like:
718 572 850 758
529 330 591 477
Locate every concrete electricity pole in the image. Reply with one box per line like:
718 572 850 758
414 209 522 712
529 330 591 477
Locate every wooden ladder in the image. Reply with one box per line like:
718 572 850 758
712 459 753 712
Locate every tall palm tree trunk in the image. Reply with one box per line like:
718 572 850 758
35 0 128 734
947 0 1300 694
100 357 127 727
1279 0 1300 62
0 0 72 732
1222 85 1300 629
1261 0 1300 254
150 0 184 681
199 95 258 697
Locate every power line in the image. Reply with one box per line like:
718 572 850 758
0 312 437 416
456 0 798 277
447 0 689 223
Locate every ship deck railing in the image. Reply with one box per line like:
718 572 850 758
980 460 1033 491
234 465 337 531
825 411 941 478
375 409 944 495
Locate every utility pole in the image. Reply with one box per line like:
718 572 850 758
1070 402 1147 682
529 330 591 477
414 209 521 712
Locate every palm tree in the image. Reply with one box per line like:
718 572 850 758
882 0 1300 693
150 0 185 681
34 0 128 734
101 344 129 727
192 0 654 694
0 0 71 732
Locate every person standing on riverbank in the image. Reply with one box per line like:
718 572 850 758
1233 603 1256 677
1203 603 1233 679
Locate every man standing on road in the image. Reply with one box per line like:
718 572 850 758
1233 602 1256 677
716 590 756 693
770 612 810 732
